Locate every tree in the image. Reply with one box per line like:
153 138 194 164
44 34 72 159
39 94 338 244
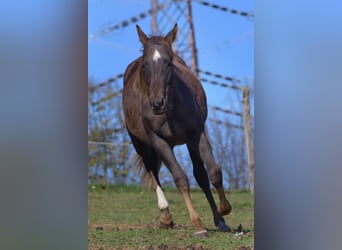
88 79 133 185
208 113 248 190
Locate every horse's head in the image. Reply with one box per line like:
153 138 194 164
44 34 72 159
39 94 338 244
136 24 178 114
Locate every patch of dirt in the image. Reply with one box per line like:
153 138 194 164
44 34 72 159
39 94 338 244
234 247 253 250
145 243 205 250
89 223 191 232
89 223 153 231
89 246 206 250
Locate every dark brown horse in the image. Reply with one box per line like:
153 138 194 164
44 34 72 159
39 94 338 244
122 24 232 237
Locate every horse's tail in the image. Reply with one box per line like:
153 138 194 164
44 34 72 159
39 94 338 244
134 154 154 190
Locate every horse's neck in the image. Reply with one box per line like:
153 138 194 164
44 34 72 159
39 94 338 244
173 54 187 67
171 62 208 120
169 72 191 107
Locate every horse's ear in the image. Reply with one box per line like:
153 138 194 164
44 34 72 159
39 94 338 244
136 25 148 45
165 24 178 45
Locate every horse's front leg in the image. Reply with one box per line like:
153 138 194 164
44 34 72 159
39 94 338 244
143 161 173 229
148 132 208 237
198 132 232 217
149 171 174 229
130 137 173 229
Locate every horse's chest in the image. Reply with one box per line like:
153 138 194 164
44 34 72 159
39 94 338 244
155 116 195 144
158 121 175 139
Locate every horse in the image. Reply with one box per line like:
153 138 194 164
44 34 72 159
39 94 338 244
122 24 232 238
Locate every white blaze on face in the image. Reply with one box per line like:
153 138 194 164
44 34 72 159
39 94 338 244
152 49 161 62
156 186 168 209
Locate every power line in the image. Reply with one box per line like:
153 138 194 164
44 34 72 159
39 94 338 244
90 89 123 106
200 77 241 90
193 0 254 18
209 118 244 130
209 105 243 117
89 73 124 92
197 69 242 83
88 68 248 92
88 72 247 105
99 3 167 35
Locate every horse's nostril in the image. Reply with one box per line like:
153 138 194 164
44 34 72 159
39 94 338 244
154 101 162 108
151 98 165 110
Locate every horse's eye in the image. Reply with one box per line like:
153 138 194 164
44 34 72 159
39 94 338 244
167 62 173 68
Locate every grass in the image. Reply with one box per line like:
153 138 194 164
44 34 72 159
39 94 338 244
88 185 254 250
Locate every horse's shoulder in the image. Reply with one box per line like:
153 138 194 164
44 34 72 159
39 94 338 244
173 62 208 120
126 57 142 71
173 62 202 92
123 57 142 86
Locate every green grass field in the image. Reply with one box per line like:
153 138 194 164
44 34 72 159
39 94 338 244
88 185 254 250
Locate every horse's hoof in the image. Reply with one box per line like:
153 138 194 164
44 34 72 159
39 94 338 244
159 220 174 229
217 220 231 232
194 230 209 238
159 209 174 229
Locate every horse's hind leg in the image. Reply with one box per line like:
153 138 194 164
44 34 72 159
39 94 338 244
187 145 231 232
198 133 232 217
131 137 173 228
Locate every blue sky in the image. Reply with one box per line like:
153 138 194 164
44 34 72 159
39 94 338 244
88 0 254 120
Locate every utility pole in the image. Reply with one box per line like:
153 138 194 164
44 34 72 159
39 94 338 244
150 0 199 75
242 87 254 193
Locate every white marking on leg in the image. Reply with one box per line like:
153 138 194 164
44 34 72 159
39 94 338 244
153 49 161 62
156 186 168 209
195 230 208 235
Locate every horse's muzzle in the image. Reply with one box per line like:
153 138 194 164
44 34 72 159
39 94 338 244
150 97 166 114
